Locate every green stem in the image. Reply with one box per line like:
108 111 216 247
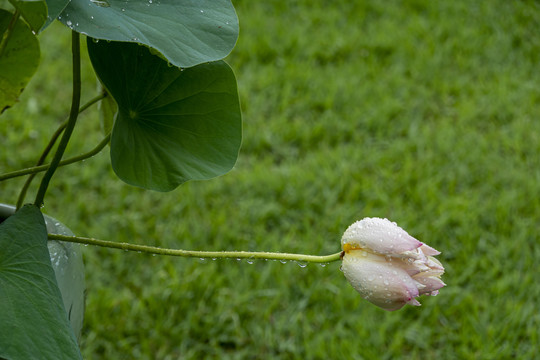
34 31 82 207
0 133 111 182
16 93 108 209
48 233 342 263
0 9 20 58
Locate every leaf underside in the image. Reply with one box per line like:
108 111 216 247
60 0 239 68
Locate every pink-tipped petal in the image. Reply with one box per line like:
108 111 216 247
420 243 441 256
341 251 420 311
340 218 445 310
407 298 422 307
341 218 422 255
426 256 445 271
413 275 446 295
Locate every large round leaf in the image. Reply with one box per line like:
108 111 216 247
0 9 40 114
43 0 70 29
8 0 48 33
87 39 242 191
0 205 82 359
61 0 238 68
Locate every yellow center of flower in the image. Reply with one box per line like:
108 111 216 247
343 243 361 253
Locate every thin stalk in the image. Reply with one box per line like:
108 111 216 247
0 133 111 182
48 233 343 264
15 93 108 209
34 31 82 207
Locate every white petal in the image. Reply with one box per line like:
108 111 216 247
419 244 441 256
341 218 422 255
412 274 446 295
341 251 420 311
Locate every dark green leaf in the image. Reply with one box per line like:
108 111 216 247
60 0 238 67
0 8 40 114
43 0 70 29
0 205 82 359
98 87 117 136
87 39 242 191
8 0 47 33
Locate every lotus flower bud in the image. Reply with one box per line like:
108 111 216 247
340 217 445 311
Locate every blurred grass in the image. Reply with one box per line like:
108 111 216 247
1 0 540 358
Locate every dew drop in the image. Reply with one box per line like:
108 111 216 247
121 8 126 12
279 260 287 264
66 20 73 26
199 258 205 261
319 263 327 267
236 258 241 261
200 9 204 13
212 258 217 261
297 262 307 268
247 259 254 264
90 0 111 7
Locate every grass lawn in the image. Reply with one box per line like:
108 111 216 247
1 0 539 358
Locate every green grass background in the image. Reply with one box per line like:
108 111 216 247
1 0 540 358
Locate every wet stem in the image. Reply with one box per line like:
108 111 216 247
34 31 82 208
48 233 343 264
15 93 108 209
